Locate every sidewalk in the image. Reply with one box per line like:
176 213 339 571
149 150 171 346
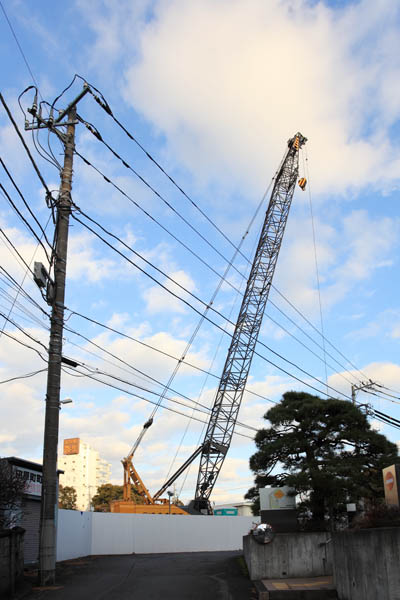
21 552 254 600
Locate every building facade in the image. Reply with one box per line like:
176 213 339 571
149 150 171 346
0 457 63 564
213 501 253 516
58 438 111 511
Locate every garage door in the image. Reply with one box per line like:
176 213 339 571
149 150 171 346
20 499 41 564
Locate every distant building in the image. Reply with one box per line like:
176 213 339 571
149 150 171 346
213 501 253 516
58 438 111 511
0 456 63 564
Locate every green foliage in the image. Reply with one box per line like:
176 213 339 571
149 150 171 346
91 484 141 512
58 485 77 510
246 391 399 525
0 460 27 528
352 501 400 529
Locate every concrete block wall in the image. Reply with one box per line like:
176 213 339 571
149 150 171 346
57 510 258 561
0 528 25 596
243 532 332 581
332 527 400 600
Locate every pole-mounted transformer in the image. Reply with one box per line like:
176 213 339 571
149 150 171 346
192 132 307 513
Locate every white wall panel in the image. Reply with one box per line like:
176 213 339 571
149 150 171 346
57 510 92 561
57 510 258 560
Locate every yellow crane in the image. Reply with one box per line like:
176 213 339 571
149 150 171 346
110 418 188 514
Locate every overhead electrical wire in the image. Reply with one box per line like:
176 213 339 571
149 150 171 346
71 209 352 401
0 368 47 385
69 362 258 435
62 365 254 440
0 265 48 316
74 151 247 285
74 148 363 389
77 111 358 388
0 182 51 263
74 135 364 389
0 157 53 248
0 94 53 202
79 78 367 384
0 2 42 97
0 225 33 275
65 309 277 406
0 87 363 409
1 329 47 362
0 302 259 436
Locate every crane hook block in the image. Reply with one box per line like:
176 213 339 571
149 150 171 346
298 177 307 191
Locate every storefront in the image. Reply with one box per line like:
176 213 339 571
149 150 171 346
1 457 63 565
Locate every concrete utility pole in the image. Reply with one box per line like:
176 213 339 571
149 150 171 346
351 380 376 405
38 108 76 585
25 84 89 585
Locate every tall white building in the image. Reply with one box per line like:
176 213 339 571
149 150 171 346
58 438 112 511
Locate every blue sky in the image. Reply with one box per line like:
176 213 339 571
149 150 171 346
0 0 399 505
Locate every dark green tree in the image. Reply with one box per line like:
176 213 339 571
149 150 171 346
91 484 141 512
0 459 27 528
58 485 77 510
246 391 398 525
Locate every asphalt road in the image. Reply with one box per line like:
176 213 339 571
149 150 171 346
24 551 255 600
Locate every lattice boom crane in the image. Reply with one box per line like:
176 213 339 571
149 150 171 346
192 132 307 513
116 132 307 515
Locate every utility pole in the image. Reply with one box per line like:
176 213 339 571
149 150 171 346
351 380 376 405
25 85 89 585
39 108 75 585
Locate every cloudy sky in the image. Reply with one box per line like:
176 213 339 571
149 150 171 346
0 0 399 505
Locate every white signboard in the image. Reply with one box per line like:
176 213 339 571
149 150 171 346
259 486 296 510
15 466 42 497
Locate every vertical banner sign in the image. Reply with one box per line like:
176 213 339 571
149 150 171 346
382 464 400 507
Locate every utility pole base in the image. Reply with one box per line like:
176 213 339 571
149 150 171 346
39 519 56 585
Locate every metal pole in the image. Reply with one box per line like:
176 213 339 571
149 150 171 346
39 108 75 585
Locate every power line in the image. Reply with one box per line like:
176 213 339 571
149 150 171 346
82 79 366 384
77 113 259 279
0 265 48 316
62 366 254 441
71 210 351 400
0 226 33 274
74 143 363 388
0 368 47 385
0 181 51 263
72 362 258 435
74 151 246 284
1 329 47 362
74 194 350 385
270 285 369 381
66 309 277 406
0 157 53 248
0 2 42 94
0 94 53 201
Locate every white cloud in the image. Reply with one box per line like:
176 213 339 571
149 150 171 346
273 210 399 316
116 0 400 196
143 269 196 314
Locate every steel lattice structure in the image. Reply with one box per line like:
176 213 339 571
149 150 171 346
193 132 307 512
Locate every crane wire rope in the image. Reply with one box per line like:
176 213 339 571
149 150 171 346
73 146 364 386
303 147 328 394
79 78 368 384
164 208 262 488
71 210 352 401
126 164 276 458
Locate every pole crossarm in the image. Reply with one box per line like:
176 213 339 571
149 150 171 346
193 133 307 512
